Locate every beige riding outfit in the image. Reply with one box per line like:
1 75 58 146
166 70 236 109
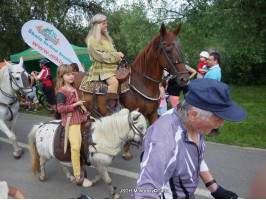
87 36 121 115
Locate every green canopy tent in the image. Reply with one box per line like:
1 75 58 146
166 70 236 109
10 44 92 78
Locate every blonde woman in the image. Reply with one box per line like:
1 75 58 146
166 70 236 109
86 14 124 115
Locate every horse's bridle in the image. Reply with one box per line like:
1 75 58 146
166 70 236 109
9 70 33 95
0 69 33 121
158 37 188 76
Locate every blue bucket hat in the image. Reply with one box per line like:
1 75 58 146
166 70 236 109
184 78 247 122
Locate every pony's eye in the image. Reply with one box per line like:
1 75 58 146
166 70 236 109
166 50 171 54
15 77 20 81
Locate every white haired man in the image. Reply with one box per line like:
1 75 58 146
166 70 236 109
85 14 124 116
133 78 247 199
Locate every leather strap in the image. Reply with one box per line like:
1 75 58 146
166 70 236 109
64 112 72 154
205 179 217 188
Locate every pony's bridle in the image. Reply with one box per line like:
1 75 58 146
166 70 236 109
126 112 144 147
158 37 188 76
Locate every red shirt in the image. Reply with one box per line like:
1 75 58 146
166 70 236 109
197 62 208 75
37 67 52 87
56 88 87 127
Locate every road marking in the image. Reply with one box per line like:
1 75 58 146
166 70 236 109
0 136 242 198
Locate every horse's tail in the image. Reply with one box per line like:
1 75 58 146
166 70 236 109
28 124 41 176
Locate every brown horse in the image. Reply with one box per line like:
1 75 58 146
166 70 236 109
55 23 189 159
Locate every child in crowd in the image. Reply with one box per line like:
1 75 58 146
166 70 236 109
158 79 167 117
55 64 92 187
26 75 40 112
197 51 209 78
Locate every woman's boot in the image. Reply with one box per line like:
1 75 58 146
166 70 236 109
105 93 119 116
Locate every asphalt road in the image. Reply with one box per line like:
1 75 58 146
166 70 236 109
0 113 265 199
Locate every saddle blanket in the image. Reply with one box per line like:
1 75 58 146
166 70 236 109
79 72 130 94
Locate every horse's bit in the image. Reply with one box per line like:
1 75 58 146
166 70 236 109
0 70 32 121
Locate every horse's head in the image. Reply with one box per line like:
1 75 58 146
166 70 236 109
5 57 34 101
156 23 190 87
127 109 147 145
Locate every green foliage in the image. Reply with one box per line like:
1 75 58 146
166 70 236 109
0 0 104 61
205 85 266 149
104 3 159 59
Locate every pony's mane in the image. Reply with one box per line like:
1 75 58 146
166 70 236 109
0 66 8 86
92 109 131 144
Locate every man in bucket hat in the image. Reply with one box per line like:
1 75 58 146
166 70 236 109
133 78 246 199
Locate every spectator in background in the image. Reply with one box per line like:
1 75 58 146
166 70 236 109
157 79 167 117
0 181 26 199
167 65 196 108
197 51 209 79
31 59 56 112
205 52 221 81
26 75 40 112
71 63 79 72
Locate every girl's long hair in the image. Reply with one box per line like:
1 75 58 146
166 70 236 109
55 64 74 92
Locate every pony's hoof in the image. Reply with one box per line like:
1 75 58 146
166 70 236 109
122 152 132 160
13 149 24 159
39 176 45 181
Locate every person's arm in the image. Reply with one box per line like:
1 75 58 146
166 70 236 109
31 71 40 81
88 38 122 64
198 68 208 73
188 67 197 79
160 87 165 99
200 171 238 199
133 128 175 199
8 184 26 199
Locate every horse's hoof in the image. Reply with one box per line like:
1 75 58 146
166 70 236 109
13 149 24 159
122 152 132 160
39 176 45 181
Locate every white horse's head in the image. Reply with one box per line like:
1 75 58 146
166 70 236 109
4 57 34 101
126 108 147 143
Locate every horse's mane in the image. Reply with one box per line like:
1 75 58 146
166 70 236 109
91 109 131 145
134 34 160 67
0 66 8 86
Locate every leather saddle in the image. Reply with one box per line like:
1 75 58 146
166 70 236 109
53 116 96 166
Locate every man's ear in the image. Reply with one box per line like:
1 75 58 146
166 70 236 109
188 110 198 121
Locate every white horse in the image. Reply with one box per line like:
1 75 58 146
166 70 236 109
28 108 146 198
0 57 34 158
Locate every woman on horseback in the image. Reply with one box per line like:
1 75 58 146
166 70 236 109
85 14 124 115
55 64 92 187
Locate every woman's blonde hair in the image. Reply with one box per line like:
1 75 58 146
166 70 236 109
55 64 74 92
85 14 113 45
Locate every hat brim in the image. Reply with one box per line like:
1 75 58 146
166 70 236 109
213 103 247 122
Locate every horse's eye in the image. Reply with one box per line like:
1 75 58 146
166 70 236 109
166 50 171 54
15 77 20 81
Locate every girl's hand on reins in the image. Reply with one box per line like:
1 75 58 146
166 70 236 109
73 101 86 108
